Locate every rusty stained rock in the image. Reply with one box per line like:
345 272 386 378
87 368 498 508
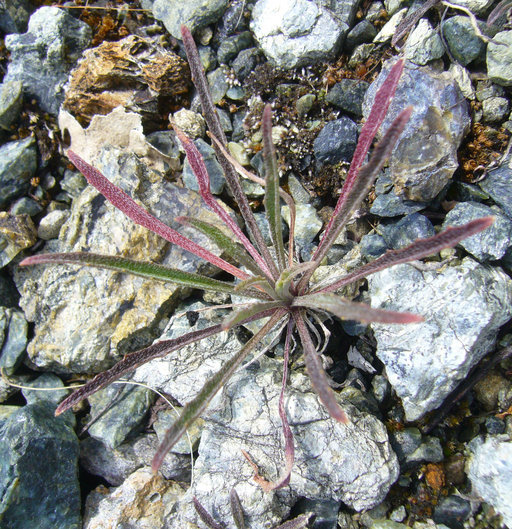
63 35 191 131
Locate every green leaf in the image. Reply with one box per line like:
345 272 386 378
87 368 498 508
221 301 285 330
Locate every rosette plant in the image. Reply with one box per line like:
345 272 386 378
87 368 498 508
21 26 492 488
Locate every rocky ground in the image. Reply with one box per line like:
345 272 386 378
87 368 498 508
0 1 512 528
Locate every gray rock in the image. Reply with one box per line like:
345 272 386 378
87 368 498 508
0 308 28 375
0 403 80 529
374 8 407 43
314 117 358 166
467 435 512 527
360 233 388 259
182 138 226 194
83 468 185 529
487 30 512 86
443 201 512 261
21 373 69 407
363 59 471 202
253 211 289 246
0 80 23 132
345 19 377 50
293 497 340 529
80 434 191 486
0 0 32 33
370 193 427 217
232 47 262 81
326 79 369 116
479 154 512 218
282 203 322 246
207 66 230 104
4 6 92 115
433 495 471 529
152 0 229 40
10 197 43 217
87 383 154 449
296 93 316 117
217 30 253 64
198 44 217 72
37 209 70 240
379 213 435 250
454 0 496 16
166 356 399 528
389 427 422 464
60 169 87 198
368 259 512 421
482 96 510 123
15 147 232 374
0 136 37 208
0 212 37 269
442 15 486 66
250 0 347 69
172 108 206 139
403 19 444 66
0 275 19 309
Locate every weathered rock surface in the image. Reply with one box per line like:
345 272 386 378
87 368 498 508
368 259 512 421
0 212 37 269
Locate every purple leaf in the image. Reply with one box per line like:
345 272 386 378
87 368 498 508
193 497 226 529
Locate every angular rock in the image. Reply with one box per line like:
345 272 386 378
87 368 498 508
313 117 358 166
479 154 512 218
0 80 23 132
379 213 434 250
166 356 399 528
403 19 444 66
363 59 470 202
467 435 512 528
368 259 512 421
0 0 33 33
152 0 229 40
443 201 512 261
4 6 91 115
0 136 37 208
37 209 70 240
0 212 37 269
0 403 81 529
83 468 185 529
487 30 512 87
442 15 486 66
282 203 322 247
251 0 347 69
0 308 28 375
326 79 369 116
63 35 190 130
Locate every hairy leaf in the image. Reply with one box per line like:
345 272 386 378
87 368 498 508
193 497 226 529
230 489 246 529
274 514 314 529
222 301 285 331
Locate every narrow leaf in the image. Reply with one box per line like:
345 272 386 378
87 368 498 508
221 301 285 331
315 217 494 294
275 262 315 302
173 126 273 279
293 310 348 423
230 489 246 529
315 59 405 261
181 25 279 281
20 252 242 295
262 105 286 271
66 150 249 281
193 497 225 529
293 292 423 325
392 0 440 47
152 309 287 472
273 513 314 529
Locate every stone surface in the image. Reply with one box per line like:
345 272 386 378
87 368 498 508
479 154 512 218
0 212 37 269
172 108 205 139
63 35 190 130
37 209 70 240
313 117 358 166
442 15 486 66
468 435 512 527
0 80 23 132
183 138 226 194
326 79 369 116
4 6 91 115
368 259 512 421
379 213 434 250
0 0 33 33
0 308 28 375
0 402 80 529
403 19 444 66
251 0 347 69
487 30 512 87
152 0 229 40
282 203 322 247
363 59 470 202
443 201 512 261
83 468 185 529
0 136 37 208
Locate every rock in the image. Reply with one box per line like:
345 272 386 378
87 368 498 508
443 202 512 260
379 213 435 250
326 79 369 117
0 80 23 132
282 203 322 247
374 8 407 43
198 44 217 72
207 66 230 104
166 356 399 528
232 47 262 82
153 0 228 39
314 117 358 167
4 6 91 115
442 15 486 66
0 275 19 309
345 19 377 50
370 193 427 217
296 93 316 117
10 197 43 217
0 212 37 269
172 108 205 139
15 145 234 374
0 136 37 208
360 233 388 258
293 497 340 529
454 0 496 16
37 209 70 240
368 259 512 421
482 96 510 123
87 383 154 449
60 169 88 199
80 433 191 486
363 59 470 202
433 495 471 529
182 138 226 194
467 435 512 528
83 468 185 529
0 0 33 33
21 373 69 407
0 308 28 375
403 19 444 66
217 30 253 64
479 154 512 218
487 30 512 87
250 0 347 69
0 403 80 529
63 35 190 130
